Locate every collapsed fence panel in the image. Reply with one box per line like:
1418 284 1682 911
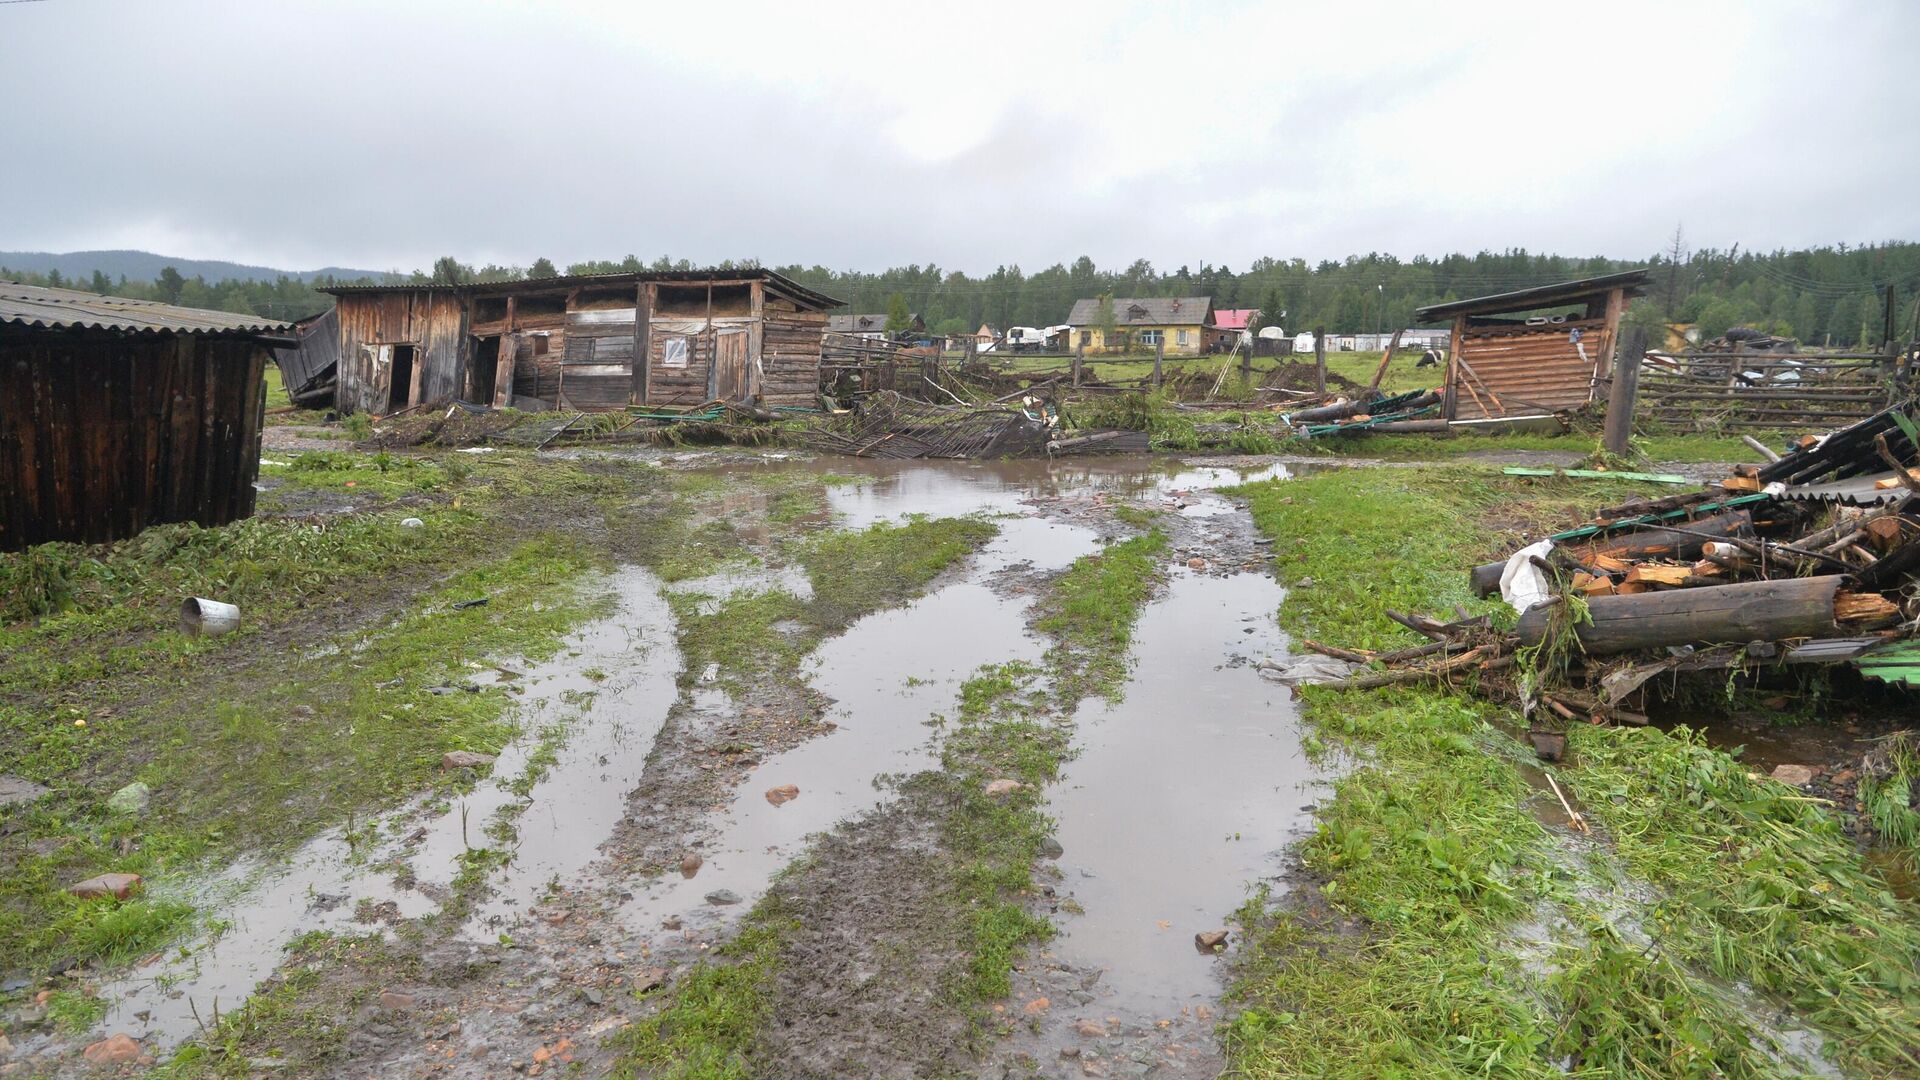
1639 351 1900 430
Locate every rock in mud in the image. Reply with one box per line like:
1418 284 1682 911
440 750 497 771
1037 836 1064 859
764 783 800 806
378 990 416 1011
1186 557 1207 571
680 853 704 878
68 873 142 900
984 778 1024 797
705 888 743 905
0 775 49 809
1076 1019 1109 1037
81 1034 141 1064
106 781 151 815
1194 929 1229 953
1770 763 1817 787
633 966 668 992
1023 997 1051 1015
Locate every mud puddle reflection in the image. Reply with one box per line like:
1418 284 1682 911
623 515 1100 932
91 568 679 1048
1045 570 1322 1015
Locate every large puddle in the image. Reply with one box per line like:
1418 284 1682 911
77 453 1311 1054
1046 570 1321 1015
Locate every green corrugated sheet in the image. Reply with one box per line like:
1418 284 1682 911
1855 639 1920 687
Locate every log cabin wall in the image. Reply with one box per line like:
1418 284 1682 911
0 326 268 551
762 307 828 407
1448 317 1614 420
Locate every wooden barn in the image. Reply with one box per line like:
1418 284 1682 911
1416 269 1649 421
315 269 841 415
0 283 291 552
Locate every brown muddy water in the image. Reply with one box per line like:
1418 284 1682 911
66 454 1325 1065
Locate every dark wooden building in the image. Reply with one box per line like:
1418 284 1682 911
316 269 841 415
1415 269 1649 421
0 283 291 552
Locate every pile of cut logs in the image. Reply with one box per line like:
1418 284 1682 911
1306 404 1920 747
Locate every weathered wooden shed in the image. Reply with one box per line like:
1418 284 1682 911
1416 269 1649 421
318 269 841 415
0 283 291 552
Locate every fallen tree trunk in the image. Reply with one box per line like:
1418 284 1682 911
1515 575 1845 656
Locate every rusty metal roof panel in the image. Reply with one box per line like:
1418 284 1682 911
0 282 291 337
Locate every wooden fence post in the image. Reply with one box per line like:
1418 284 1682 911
1073 341 1083 388
1240 336 1252 382
1603 325 1647 457
1153 338 1164 390
1313 325 1327 395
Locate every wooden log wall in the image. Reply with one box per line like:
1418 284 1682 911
1449 318 1611 420
762 311 827 407
559 308 637 409
0 327 268 551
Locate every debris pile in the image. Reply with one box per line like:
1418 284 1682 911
796 389 1056 459
1308 402 1920 745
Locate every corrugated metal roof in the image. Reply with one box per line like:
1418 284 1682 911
1064 296 1214 326
1213 308 1260 330
0 282 291 337
1855 639 1920 687
1415 269 1651 323
321 268 844 312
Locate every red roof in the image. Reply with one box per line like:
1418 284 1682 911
1213 308 1260 330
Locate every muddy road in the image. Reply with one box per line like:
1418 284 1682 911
8 453 1329 1077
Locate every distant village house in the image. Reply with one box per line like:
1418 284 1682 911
1063 297 1230 356
826 312 925 340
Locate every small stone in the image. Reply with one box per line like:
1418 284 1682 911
661 916 682 930
1186 557 1207 571
1023 997 1050 1015
82 1034 141 1065
1770 764 1817 788
680 853 703 878
1194 930 1229 953
378 990 415 1011
68 873 142 900
0 775 49 809
1037 837 1064 860
705 889 743 905
764 784 800 806
400 518 425 528
984 779 1023 797
1833 769 1858 785
582 987 605 1006
1076 1019 1109 1037
0 1032 11 1057
633 966 668 992
106 781 151 815
440 751 497 771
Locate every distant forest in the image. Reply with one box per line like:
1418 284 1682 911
6 236 1918 348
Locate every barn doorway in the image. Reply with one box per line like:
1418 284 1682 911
713 328 749 401
471 336 501 404
386 345 416 413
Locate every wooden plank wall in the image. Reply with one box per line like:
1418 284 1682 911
559 308 637 409
1450 319 1612 420
0 328 267 551
333 292 467 414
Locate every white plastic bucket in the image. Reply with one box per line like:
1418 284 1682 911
180 598 241 636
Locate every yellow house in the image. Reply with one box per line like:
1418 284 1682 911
1064 296 1223 356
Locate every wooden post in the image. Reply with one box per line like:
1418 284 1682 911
635 283 654 405
747 279 765 403
1603 325 1647 457
1313 325 1327 395
1153 338 1164 389
1072 340 1083 388
1240 335 1252 381
1443 316 1466 419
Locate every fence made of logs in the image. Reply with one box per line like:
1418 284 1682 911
1637 348 1904 431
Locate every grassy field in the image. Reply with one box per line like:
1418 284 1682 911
1225 466 1920 1077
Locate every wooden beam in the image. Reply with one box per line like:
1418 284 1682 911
1313 325 1326 395
1602 324 1647 457
631 283 648 405
1366 328 1403 390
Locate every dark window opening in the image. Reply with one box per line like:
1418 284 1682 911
473 297 510 323
387 344 416 412
517 294 567 319
654 282 752 317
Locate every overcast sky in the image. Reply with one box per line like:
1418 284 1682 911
1 0 1914 275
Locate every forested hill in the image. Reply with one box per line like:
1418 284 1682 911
3 242 1916 347
0 250 385 287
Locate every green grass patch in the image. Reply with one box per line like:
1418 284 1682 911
795 517 998 631
1036 530 1167 700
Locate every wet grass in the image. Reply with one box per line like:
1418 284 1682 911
610 905 795 1080
1226 463 1920 1077
0 452 685 988
1037 529 1168 700
795 516 998 632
